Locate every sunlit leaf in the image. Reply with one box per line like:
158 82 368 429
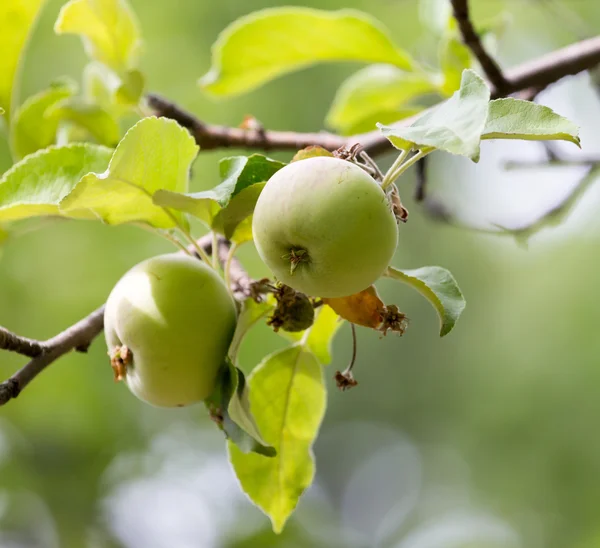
229 345 326 533
200 7 415 97
154 154 284 233
0 0 46 118
10 80 77 160
0 143 112 222
385 266 465 336
54 0 141 71
326 65 437 135
439 36 471 96
47 97 120 146
60 117 197 228
324 286 386 328
282 304 342 365
206 360 275 457
378 69 490 161
482 98 580 146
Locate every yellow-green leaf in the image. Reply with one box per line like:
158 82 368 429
200 7 415 97
326 65 437 135
229 345 326 533
0 143 112 222
385 265 465 336
10 80 77 160
47 97 120 146
54 0 141 71
60 117 197 228
0 0 46 118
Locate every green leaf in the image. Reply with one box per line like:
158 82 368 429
280 304 342 365
211 182 265 239
378 69 490 161
385 266 466 336
206 360 275 457
60 117 197 228
228 297 276 364
54 0 142 72
0 143 112 222
326 65 437 135
0 0 46 118
10 80 77 160
200 7 415 97
481 98 580 146
47 97 120 146
229 345 326 533
154 154 285 233
439 36 472 96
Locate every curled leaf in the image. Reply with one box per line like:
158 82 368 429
323 286 385 328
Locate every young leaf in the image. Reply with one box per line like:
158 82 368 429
228 366 275 456
154 154 285 233
481 98 580 146
206 360 275 457
47 97 121 146
83 62 143 112
281 304 342 365
229 345 326 533
10 80 77 160
378 69 490 161
200 7 415 97
228 297 276 364
0 0 46 118
326 65 437 135
60 117 197 228
385 266 465 336
54 0 142 71
0 143 112 222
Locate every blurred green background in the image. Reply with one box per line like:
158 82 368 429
2 0 600 546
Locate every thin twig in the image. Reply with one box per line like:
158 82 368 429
0 328 45 357
450 0 509 93
0 306 105 406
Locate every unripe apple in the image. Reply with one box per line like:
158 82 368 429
104 254 237 407
252 157 398 298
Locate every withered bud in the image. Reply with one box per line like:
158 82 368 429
109 345 132 382
268 285 315 333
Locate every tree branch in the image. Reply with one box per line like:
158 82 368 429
0 236 254 406
149 36 600 157
0 327 45 357
146 94 346 152
450 0 509 92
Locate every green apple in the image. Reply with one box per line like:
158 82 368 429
252 157 398 297
104 254 237 407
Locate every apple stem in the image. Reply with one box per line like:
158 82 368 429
381 149 431 191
